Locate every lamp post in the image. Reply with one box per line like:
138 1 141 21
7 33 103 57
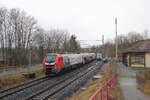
115 18 118 60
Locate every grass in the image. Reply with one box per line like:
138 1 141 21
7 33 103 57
0 66 44 89
0 64 42 74
110 81 124 100
66 60 123 100
0 73 29 89
136 71 150 96
138 81 150 96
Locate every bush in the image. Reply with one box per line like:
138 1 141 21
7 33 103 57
136 71 150 84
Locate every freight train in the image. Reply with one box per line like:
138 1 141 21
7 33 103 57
42 53 96 75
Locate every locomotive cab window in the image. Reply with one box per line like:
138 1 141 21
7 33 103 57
46 55 56 62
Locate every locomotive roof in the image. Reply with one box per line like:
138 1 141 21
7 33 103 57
46 53 95 57
62 54 79 57
62 53 95 57
47 53 56 56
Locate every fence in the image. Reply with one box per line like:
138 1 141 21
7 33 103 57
88 75 116 100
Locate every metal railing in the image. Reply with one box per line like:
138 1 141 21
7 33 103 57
88 75 116 100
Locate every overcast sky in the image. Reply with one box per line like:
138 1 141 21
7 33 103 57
1 0 150 46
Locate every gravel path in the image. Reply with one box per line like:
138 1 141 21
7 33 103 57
117 63 150 100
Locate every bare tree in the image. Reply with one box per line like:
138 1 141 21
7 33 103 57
69 35 80 53
0 7 81 66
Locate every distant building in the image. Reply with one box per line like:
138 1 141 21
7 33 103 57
122 40 150 68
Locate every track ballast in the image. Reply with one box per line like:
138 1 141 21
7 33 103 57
0 60 103 100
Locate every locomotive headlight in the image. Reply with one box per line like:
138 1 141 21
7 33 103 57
50 63 55 65
45 62 55 65
45 62 49 65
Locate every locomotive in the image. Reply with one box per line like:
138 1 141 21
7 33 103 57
42 53 96 75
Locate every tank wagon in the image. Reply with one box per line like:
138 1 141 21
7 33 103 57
42 53 96 75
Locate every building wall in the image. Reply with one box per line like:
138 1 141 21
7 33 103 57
131 64 145 67
145 53 150 68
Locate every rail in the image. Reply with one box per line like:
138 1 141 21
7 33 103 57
88 75 116 100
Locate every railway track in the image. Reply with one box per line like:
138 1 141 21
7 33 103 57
30 61 101 100
0 76 49 98
0 60 102 100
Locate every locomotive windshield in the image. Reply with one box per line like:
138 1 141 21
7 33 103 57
46 55 56 63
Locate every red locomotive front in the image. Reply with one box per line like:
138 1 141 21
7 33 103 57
43 53 63 75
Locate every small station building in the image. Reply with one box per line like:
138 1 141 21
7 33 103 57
122 40 150 68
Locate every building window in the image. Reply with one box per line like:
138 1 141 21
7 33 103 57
130 54 144 65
